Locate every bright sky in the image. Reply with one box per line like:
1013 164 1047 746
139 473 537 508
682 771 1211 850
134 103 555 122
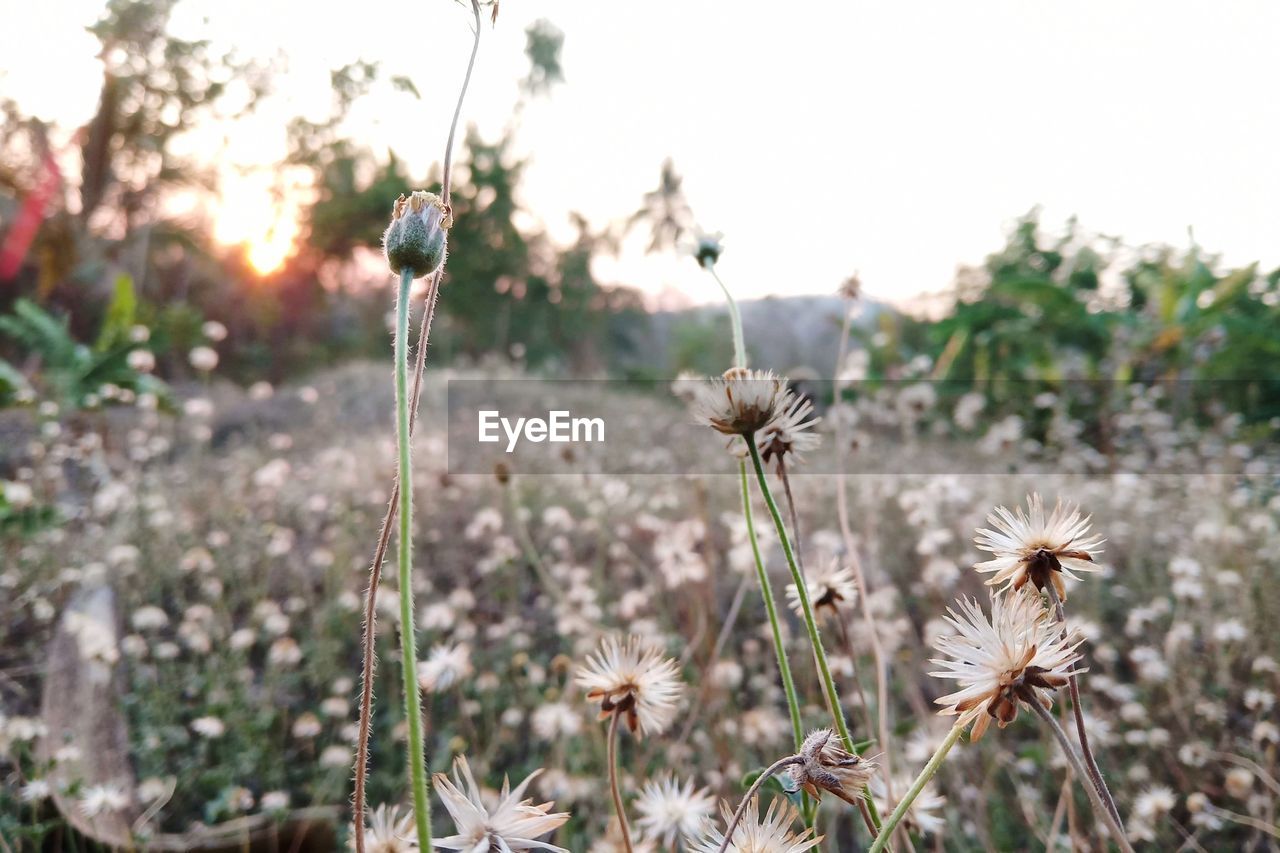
3 1 1279 307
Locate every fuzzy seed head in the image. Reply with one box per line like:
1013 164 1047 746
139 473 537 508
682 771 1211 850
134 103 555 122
787 728 878 803
973 493 1105 603
930 587 1086 740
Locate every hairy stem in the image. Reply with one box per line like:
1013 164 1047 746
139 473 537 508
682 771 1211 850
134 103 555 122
869 723 965 853
745 435 881 832
394 268 432 850
606 712 635 853
1045 583 1125 832
1031 700 1134 853
354 270 440 851
354 2 481 845
714 755 803 853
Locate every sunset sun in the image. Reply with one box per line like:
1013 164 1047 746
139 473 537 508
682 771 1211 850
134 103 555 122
212 177 300 276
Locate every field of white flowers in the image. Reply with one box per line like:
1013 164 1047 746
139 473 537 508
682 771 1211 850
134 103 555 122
2 356 1277 851
3 2 1279 848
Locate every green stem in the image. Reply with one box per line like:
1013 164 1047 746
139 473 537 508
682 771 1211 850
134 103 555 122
745 434 883 832
708 265 746 368
869 722 965 853
739 459 814 829
739 461 804 751
745 435 849 748
395 268 432 851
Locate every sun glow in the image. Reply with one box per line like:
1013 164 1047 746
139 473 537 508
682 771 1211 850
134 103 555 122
213 174 301 276
245 226 296 276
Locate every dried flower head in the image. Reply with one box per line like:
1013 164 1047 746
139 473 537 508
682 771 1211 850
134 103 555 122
756 392 821 466
693 369 786 437
693 229 725 269
577 635 683 736
786 729 877 804
839 273 862 301
349 804 418 852
384 190 452 278
931 588 1085 740
785 555 857 619
634 774 717 848
434 755 570 852
687 797 822 853
974 493 1105 602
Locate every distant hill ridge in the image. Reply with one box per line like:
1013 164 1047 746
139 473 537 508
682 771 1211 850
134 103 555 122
643 295 889 374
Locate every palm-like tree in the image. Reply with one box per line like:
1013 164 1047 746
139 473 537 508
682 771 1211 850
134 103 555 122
628 158 694 253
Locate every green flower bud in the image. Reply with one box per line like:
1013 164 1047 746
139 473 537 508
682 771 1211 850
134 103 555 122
383 190 452 278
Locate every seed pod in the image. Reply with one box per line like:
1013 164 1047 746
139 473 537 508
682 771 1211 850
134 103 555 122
384 191 452 278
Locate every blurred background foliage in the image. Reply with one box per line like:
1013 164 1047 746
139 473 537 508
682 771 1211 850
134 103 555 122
2 0 1278 423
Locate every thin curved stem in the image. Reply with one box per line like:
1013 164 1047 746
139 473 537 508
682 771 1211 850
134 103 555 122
676 572 751 748
745 440 847 747
745 435 882 833
739 461 804 752
394 268 432 851
832 303 896 805
869 723 965 853
714 755 803 853
707 265 746 369
776 458 805 575
442 0 482 206
606 712 635 853
1031 700 1134 853
1045 583 1124 832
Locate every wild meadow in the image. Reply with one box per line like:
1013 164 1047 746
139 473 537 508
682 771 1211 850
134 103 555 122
3 1 1280 851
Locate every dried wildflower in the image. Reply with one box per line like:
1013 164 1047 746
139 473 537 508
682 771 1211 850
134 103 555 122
687 797 821 853
20 779 52 802
577 635 683 737
930 588 1085 740
1133 785 1177 820
384 190 452 278
349 804 418 852
974 493 1105 602
785 556 857 619
433 756 570 852
692 369 786 437
78 783 129 817
755 392 821 466
634 774 716 847
191 716 226 739
839 272 862 301
417 642 474 693
786 729 877 803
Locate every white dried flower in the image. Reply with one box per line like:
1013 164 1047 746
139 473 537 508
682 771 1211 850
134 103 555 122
634 774 716 847
974 493 1105 602
577 636 683 737
931 588 1085 739
434 755 570 852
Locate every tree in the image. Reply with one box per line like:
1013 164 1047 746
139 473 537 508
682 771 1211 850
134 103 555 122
629 159 694 254
79 0 269 234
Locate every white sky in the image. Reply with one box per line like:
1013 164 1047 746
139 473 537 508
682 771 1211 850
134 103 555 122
3 1 1278 307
